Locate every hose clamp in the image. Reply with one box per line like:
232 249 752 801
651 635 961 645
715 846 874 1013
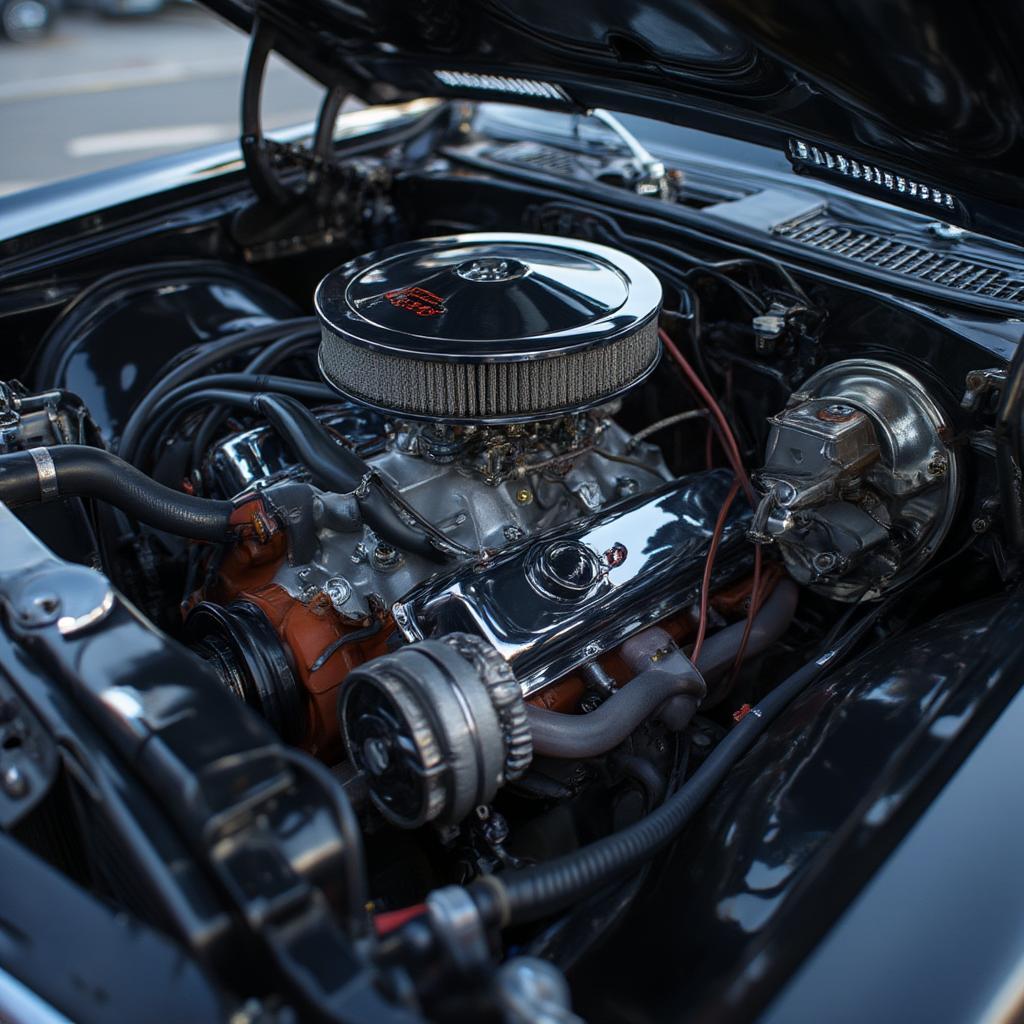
28 448 58 502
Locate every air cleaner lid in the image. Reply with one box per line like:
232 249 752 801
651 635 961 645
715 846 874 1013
315 232 662 423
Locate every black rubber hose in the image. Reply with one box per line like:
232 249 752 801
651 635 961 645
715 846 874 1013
526 651 705 759
252 393 370 488
116 317 315 458
252 394 446 563
0 446 236 542
127 374 336 469
472 602 887 928
189 328 321 476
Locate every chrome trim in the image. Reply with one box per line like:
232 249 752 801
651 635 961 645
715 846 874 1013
0 967 73 1024
27 447 57 502
395 470 751 696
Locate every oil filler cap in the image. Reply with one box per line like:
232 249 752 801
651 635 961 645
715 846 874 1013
527 540 602 601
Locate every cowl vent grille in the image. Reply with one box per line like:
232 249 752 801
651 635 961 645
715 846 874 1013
775 214 1024 304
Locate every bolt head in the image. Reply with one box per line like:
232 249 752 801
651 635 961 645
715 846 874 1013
363 737 391 776
812 551 839 574
324 577 352 610
2 765 27 798
928 454 948 476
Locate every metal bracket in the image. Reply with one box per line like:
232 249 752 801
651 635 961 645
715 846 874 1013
239 16 347 209
587 109 670 198
961 367 1007 412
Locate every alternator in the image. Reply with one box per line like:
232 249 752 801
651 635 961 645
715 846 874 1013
339 633 531 828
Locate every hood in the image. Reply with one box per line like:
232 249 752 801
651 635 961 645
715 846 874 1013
207 0 1024 244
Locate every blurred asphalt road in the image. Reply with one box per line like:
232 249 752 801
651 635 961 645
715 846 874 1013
0 5 323 197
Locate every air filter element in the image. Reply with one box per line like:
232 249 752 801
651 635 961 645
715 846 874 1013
315 233 661 423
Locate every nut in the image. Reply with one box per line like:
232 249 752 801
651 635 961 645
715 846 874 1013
927 452 949 477
371 542 403 571
324 577 352 611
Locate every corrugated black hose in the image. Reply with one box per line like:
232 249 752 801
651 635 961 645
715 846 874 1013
469 598 890 928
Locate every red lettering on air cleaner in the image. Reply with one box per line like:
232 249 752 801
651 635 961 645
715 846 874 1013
384 287 447 317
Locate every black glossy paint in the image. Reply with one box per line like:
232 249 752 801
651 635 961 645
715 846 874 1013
0 504 408 1022
205 0 1024 245
571 595 1024 1022
33 261 298 442
0 831 226 1024
760 671 1024 1024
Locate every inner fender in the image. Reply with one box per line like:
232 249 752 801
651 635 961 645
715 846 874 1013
570 595 1018 1023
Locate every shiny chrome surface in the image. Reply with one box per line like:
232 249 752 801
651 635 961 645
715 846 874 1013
208 403 387 496
265 415 669 622
394 469 751 697
755 358 960 600
315 233 662 423
316 233 661 361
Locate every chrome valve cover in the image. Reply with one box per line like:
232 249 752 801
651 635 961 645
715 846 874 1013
394 470 752 697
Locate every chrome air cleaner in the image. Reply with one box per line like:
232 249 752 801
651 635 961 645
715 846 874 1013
315 233 662 423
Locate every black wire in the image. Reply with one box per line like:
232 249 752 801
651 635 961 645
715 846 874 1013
819 532 981 650
309 620 384 674
712 257 812 305
566 205 767 313
129 375 336 470
538 198 818 312
189 327 322 482
117 317 316 459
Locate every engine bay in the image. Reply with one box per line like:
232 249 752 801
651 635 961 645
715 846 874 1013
0 105 1018 1022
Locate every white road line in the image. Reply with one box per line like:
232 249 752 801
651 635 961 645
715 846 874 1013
0 58 241 104
67 123 235 157
66 112 315 158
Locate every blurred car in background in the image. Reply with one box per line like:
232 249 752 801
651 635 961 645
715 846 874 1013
0 0 60 41
1 0 167 43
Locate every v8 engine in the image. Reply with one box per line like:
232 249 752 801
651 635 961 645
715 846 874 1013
183 235 755 792
139 230 958 834
0 28 1016 1021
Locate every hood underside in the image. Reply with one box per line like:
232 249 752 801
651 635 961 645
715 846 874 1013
205 0 1024 246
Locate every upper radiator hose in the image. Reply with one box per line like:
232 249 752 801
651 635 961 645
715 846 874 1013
0 446 237 541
